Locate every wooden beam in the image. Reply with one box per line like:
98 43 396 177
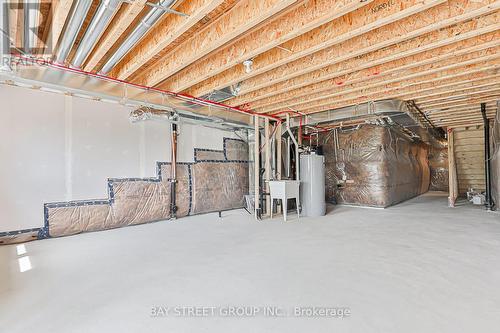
426 102 497 115
276 122 282 180
239 17 500 111
50 0 73 54
419 94 500 109
227 2 500 107
448 128 458 207
8 1 21 52
37 1 53 55
267 49 500 115
406 78 500 102
83 0 147 72
426 98 499 111
254 115 260 219
110 0 227 79
416 86 500 105
126 0 300 85
164 0 440 94
428 110 497 119
289 69 500 117
438 116 494 127
264 118 271 216
429 109 496 119
256 34 500 113
277 58 499 116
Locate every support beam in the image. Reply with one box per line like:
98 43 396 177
254 115 260 220
227 2 500 107
431 112 496 125
37 2 53 55
270 53 500 116
481 100 493 210
276 122 282 180
125 0 299 85
287 66 498 117
166 0 439 94
264 118 271 216
448 129 458 207
410 80 500 102
420 93 500 109
83 0 147 72
427 103 497 117
110 0 227 79
256 36 500 113
8 0 21 53
426 101 498 115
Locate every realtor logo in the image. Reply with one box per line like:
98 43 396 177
2 0 53 55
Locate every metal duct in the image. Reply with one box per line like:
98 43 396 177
54 0 92 64
0 0 10 71
1 58 259 129
24 0 39 54
72 0 122 68
99 0 175 74
289 99 446 142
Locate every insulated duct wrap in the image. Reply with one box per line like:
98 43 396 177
428 143 449 191
322 125 430 208
0 138 249 243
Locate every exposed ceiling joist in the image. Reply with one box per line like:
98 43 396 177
110 0 228 80
227 1 500 107
256 35 500 113
271 58 499 116
415 86 500 104
50 0 73 56
159 0 440 93
184 0 448 98
117 0 300 84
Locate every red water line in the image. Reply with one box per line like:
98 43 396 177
11 55 281 121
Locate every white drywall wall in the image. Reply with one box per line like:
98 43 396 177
0 85 245 232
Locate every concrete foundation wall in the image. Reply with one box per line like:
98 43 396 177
0 85 247 243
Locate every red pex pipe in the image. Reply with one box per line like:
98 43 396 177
11 55 281 122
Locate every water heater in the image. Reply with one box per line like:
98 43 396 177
300 153 326 217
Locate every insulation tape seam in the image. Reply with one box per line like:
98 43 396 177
34 137 248 240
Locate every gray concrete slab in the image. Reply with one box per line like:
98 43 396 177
1 192 499 332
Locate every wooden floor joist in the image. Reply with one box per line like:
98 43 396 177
415 87 500 105
266 51 500 115
404 77 500 101
46 0 73 56
255 36 500 113
110 0 230 80
129 0 301 86
274 59 499 116
8 1 22 52
167 0 443 95
419 93 500 109
226 1 500 107
426 101 497 115
232 15 500 110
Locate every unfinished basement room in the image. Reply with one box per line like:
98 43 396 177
1 0 500 332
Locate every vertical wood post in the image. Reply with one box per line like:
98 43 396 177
254 116 260 219
264 118 271 216
276 121 282 180
448 128 458 207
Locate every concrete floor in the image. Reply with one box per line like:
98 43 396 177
1 192 500 332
